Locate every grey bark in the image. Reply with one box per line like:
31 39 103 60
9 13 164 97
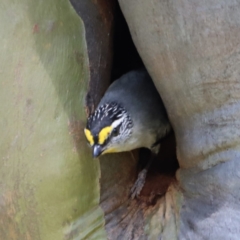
119 0 240 239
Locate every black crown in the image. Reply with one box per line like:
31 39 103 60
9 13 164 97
87 102 127 130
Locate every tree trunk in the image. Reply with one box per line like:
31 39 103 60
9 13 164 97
0 1 109 239
119 0 240 239
2 0 239 239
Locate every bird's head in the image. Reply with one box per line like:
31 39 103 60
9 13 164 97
84 103 133 158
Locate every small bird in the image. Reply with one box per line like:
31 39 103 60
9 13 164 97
84 69 171 198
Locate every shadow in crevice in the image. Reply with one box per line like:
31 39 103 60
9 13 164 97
70 0 116 112
138 132 178 204
111 1 144 81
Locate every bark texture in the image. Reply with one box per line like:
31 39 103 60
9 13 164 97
119 0 240 239
0 1 107 239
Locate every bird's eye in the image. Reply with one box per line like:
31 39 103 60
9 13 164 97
112 127 119 137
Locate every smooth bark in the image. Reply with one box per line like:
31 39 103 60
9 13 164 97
119 0 240 239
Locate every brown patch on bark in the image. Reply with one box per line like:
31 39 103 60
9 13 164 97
92 0 114 29
0 190 40 240
68 118 86 153
139 174 176 205
32 24 39 33
100 133 178 239
135 132 178 204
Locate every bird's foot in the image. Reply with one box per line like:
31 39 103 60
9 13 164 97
130 169 147 199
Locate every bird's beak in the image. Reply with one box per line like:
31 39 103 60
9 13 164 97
92 144 103 158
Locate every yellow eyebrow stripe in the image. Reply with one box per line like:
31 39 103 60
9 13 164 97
84 128 94 146
98 126 113 145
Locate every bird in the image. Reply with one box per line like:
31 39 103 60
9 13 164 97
84 69 172 198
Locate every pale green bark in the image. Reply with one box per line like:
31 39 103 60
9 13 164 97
0 1 106 239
